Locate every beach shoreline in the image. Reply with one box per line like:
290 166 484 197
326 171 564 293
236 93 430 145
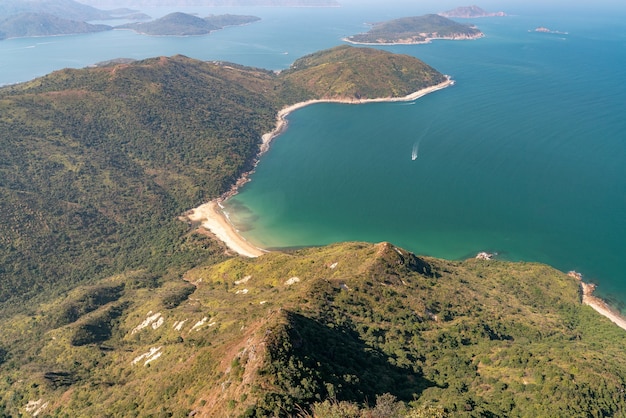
342 33 484 46
568 271 626 331
182 77 454 258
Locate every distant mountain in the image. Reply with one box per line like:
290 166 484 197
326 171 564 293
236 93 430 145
345 14 483 45
117 12 260 36
0 12 112 39
439 5 506 18
0 0 122 21
76 0 339 7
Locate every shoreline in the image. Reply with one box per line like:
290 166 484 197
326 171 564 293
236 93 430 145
183 77 454 257
342 33 484 46
568 271 626 331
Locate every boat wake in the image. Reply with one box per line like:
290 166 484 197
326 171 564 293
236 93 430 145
411 142 419 160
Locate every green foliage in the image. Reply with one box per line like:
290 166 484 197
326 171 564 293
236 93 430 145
282 46 447 100
2 48 622 418
116 12 260 36
346 14 483 44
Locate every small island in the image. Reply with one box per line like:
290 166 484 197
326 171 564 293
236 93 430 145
0 13 112 40
344 14 483 45
116 12 260 36
533 26 568 35
439 5 506 18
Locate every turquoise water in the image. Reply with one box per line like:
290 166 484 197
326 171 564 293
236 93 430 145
224 13 626 307
1 5 625 308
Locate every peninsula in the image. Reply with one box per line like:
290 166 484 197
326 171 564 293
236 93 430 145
344 14 483 45
3 46 626 418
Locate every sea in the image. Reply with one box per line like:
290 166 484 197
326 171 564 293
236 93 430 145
1 3 625 309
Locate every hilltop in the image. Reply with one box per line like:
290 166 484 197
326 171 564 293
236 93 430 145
117 13 261 36
345 14 484 45
0 46 444 308
1 46 625 417
1 242 626 416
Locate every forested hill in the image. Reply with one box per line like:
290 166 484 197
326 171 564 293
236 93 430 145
0 46 444 308
1 241 626 416
116 12 261 36
345 14 483 44
1 46 626 417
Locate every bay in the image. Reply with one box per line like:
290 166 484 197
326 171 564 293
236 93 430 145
1 3 625 310
224 12 626 308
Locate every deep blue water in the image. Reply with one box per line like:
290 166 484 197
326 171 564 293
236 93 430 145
1 4 625 309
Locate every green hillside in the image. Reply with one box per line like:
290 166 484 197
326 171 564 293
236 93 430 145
1 242 625 416
346 14 483 45
0 47 443 310
2 46 624 417
0 13 111 40
282 45 448 99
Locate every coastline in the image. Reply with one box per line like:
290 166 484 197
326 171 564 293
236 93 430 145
568 271 626 331
183 77 454 258
342 33 484 46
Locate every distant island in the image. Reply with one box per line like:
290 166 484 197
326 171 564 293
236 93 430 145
0 0 141 22
533 26 569 35
0 13 112 40
439 5 506 18
76 0 339 7
117 12 260 36
344 14 483 45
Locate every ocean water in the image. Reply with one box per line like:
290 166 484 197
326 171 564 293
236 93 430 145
223 11 626 307
1 4 625 308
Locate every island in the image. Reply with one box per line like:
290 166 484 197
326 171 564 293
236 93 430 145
0 13 112 40
116 12 260 36
533 26 569 35
2 45 626 418
344 14 483 45
439 5 507 18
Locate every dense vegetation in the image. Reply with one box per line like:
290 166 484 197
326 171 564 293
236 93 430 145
2 46 623 417
0 13 112 39
1 242 625 416
0 47 441 309
117 12 260 36
282 45 448 100
345 14 483 45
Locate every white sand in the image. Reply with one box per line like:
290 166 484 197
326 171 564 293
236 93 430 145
581 282 626 331
186 201 265 258
185 79 454 258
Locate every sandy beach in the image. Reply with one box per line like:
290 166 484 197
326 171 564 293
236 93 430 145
581 281 626 331
185 201 265 258
567 271 626 331
184 78 453 257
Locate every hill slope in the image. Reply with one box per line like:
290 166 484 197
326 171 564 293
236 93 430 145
345 14 484 45
0 46 444 308
1 242 625 416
